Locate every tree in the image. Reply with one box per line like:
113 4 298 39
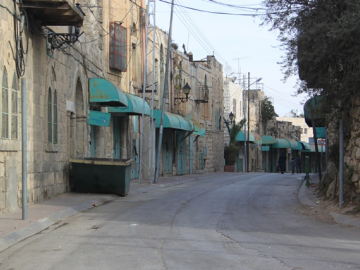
224 119 246 165
261 97 277 134
262 0 360 198
262 0 360 118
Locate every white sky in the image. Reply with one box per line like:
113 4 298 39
154 0 309 117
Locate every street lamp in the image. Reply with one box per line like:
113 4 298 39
246 73 262 172
229 112 234 124
174 82 191 105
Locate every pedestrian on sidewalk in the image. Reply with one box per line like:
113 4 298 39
290 157 296 174
295 155 302 174
278 150 286 174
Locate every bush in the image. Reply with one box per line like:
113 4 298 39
224 144 238 165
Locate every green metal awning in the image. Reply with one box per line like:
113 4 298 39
153 110 193 131
286 139 302 150
235 131 255 142
88 110 111 127
304 95 325 127
89 78 128 107
316 127 326 139
300 141 311 150
272 138 291 149
189 117 205 137
174 114 194 131
108 93 150 115
261 135 277 145
302 144 326 153
253 132 262 145
295 141 303 150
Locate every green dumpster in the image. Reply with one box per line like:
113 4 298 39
69 158 134 196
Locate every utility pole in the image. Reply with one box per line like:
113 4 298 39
154 0 175 183
243 74 247 173
247 72 250 172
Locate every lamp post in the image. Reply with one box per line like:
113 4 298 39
246 72 262 172
174 82 191 105
229 112 234 125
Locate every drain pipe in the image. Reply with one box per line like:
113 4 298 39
339 118 344 207
22 78 27 220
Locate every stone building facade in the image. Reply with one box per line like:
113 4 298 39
0 0 224 213
276 117 313 143
223 78 244 145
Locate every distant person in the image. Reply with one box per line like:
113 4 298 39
290 157 296 175
295 155 302 174
278 151 286 174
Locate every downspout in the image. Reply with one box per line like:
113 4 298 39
141 0 146 80
170 50 174 111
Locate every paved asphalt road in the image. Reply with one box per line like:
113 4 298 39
1 173 360 270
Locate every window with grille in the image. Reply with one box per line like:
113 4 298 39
109 22 127 72
2 69 9 139
216 110 220 130
47 88 52 143
47 88 58 144
233 99 237 117
53 90 58 144
11 73 18 140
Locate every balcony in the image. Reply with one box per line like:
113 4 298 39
22 0 84 27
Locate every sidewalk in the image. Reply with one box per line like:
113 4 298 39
0 173 200 253
299 173 360 228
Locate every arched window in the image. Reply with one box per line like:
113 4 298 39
53 90 58 144
2 68 9 139
204 74 208 100
160 44 164 74
11 73 18 140
47 88 52 143
178 61 182 89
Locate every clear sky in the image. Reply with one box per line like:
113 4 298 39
155 0 308 117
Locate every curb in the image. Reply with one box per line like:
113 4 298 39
298 179 318 207
298 178 360 229
0 195 117 253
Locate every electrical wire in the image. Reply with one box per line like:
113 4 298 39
159 0 266 16
13 0 28 77
200 0 266 11
80 2 136 44
264 85 304 107
170 0 236 75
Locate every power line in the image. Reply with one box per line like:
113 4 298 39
200 0 266 11
159 0 266 16
169 0 235 74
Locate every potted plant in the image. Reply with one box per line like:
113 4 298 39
224 116 246 172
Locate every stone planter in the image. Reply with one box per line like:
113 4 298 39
224 165 235 172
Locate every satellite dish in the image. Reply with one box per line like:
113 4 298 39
231 76 237 83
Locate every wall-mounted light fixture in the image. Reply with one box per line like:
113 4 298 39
229 112 234 124
174 82 191 105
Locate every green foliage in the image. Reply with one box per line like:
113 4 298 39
224 119 246 165
345 163 355 185
261 97 276 123
262 0 360 118
224 144 238 165
224 118 246 146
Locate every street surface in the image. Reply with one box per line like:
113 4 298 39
1 173 360 270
